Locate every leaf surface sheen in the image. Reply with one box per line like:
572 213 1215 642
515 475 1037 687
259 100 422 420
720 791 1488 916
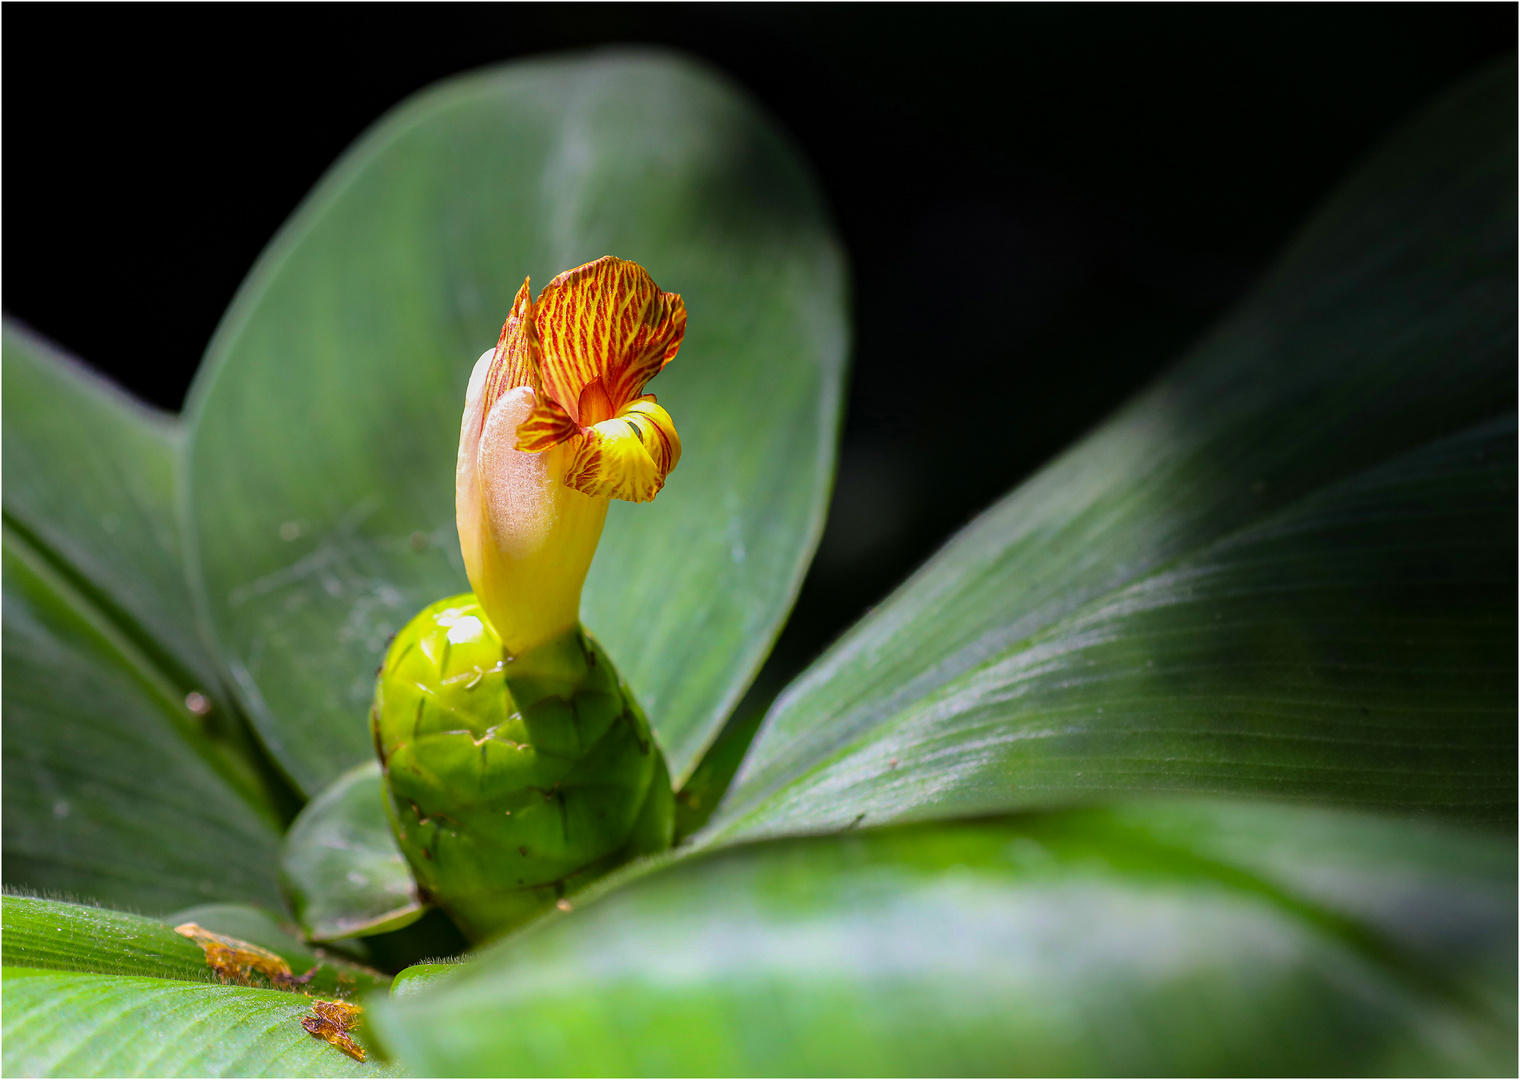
705 62 1518 843
184 50 848 796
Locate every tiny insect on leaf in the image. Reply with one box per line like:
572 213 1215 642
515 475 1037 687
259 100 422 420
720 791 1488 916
301 999 366 1062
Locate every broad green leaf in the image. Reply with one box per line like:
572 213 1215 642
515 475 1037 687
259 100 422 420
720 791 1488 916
281 761 425 941
2 895 383 998
1 325 287 857
3 968 396 1077
371 803 1515 1076
185 50 847 796
1 532 284 912
1 321 222 707
707 63 1517 844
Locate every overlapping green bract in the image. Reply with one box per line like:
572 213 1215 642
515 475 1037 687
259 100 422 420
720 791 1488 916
373 596 672 941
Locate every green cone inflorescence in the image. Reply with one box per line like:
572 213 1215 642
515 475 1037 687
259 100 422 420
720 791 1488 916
371 595 673 941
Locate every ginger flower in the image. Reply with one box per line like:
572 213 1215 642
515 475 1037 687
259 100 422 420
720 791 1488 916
456 256 686 655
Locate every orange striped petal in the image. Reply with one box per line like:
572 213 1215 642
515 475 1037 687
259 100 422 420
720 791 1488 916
531 256 686 421
481 278 541 415
562 397 682 503
515 395 580 453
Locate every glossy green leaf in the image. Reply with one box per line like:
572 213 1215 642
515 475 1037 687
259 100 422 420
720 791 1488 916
707 63 1517 844
281 761 425 941
1 531 284 912
371 802 1515 1076
2 895 384 998
185 50 847 796
3 968 396 1078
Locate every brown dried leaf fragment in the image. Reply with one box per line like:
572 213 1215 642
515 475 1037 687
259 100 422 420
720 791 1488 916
301 999 366 1062
173 923 316 989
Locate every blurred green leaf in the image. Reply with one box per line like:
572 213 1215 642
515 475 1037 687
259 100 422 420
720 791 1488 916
184 49 847 797
1 532 284 912
707 62 1517 845
371 802 1515 1076
281 761 425 941
3 968 396 1078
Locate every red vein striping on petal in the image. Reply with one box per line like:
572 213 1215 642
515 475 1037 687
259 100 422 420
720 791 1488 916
483 278 541 415
532 256 687 421
516 397 581 453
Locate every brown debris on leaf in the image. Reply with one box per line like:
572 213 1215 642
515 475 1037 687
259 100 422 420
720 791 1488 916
173 924 364 1062
173 922 317 989
302 999 367 1062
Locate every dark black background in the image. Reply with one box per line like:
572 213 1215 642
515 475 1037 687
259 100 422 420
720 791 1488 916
5 4 1513 695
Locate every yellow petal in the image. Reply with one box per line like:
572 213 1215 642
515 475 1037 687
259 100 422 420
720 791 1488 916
532 256 686 420
562 397 681 503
